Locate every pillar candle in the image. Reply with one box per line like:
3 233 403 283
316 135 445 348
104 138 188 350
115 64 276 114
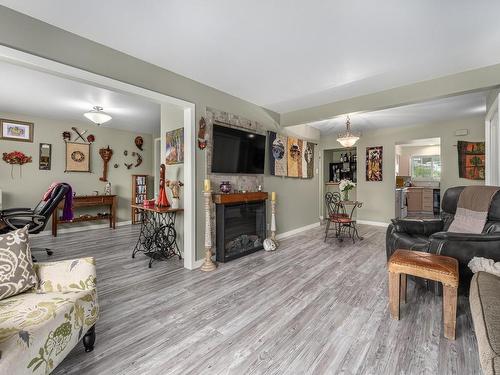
271 192 276 201
204 179 211 192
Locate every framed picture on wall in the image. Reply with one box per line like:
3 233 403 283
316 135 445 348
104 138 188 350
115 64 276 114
39 143 52 170
366 146 383 181
0 119 34 142
65 142 91 172
165 127 184 164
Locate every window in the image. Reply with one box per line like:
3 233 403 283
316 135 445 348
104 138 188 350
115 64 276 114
411 155 441 180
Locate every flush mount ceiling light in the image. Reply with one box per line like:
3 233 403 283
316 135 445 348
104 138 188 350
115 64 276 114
337 115 360 147
84 106 112 125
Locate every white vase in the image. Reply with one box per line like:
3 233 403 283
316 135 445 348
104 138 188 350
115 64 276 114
171 198 180 209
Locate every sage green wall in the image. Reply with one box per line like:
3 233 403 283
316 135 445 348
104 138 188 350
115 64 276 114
320 116 485 223
160 102 185 255
0 111 153 227
0 7 319 260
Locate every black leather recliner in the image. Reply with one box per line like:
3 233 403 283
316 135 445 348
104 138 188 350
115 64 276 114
386 186 500 293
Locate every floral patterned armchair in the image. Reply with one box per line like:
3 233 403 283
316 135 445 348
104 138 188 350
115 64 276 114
0 257 99 374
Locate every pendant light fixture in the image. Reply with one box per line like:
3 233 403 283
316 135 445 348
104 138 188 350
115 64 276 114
84 106 112 125
337 115 360 147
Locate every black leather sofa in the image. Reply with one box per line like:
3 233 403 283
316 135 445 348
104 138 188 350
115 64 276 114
386 186 500 293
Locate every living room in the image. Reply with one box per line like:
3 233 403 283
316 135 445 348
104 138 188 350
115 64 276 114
1 2 500 375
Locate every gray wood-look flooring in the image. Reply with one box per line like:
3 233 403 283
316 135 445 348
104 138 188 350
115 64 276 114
31 224 481 375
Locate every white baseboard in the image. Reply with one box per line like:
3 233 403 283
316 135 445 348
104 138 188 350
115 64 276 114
190 259 205 270
356 219 389 228
32 220 133 237
276 221 321 240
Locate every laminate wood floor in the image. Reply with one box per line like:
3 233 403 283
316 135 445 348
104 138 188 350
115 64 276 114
31 224 481 375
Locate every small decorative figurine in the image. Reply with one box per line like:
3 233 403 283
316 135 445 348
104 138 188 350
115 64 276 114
156 164 170 207
87 134 95 143
135 136 144 151
219 181 232 194
62 131 71 141
104 182 112 195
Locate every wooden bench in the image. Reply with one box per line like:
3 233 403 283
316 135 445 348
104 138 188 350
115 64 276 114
388 249 459 340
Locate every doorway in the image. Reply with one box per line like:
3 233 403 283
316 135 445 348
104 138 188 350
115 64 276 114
395 138 441 219
0 46 198 270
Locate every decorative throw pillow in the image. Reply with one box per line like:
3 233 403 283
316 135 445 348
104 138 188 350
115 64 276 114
0 225 37 300
468 257 500 278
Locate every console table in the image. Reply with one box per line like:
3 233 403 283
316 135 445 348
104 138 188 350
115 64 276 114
51 195 117 237
131 204 183 268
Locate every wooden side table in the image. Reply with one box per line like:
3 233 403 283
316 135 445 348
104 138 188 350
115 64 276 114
388 249 459 340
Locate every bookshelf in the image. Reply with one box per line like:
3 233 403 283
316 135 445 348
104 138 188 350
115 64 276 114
131 174 149 224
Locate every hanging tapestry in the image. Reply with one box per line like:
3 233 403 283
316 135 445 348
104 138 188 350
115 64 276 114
366 146 383 181
458 141 485 180
302 142 315 179
287 137 302 178
269 131 287 176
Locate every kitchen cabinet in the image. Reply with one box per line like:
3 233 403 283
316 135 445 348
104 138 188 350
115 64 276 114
406 188 434 213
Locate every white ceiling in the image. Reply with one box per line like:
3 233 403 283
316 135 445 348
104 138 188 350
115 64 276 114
0 60 160 133
307 91 487 135
2 1 500 113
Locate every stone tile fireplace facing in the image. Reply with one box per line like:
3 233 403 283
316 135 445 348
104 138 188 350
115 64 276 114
215 200 266 262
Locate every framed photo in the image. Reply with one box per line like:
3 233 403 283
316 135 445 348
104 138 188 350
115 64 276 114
366 146 383 181
39 143 52 170
65 142 91 172
165 128 184 164
0 119 34 142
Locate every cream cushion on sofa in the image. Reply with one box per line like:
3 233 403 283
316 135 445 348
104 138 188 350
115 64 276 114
0 257 99 375
470 271 500 375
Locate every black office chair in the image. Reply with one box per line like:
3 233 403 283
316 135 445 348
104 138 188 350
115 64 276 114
0 183 70 259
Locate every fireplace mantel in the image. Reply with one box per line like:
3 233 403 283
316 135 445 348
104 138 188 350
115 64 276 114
212 192 268 205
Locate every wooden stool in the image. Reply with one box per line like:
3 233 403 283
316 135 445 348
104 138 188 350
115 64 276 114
387 249 459 340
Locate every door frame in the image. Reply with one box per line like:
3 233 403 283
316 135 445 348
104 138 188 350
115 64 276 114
0 46 198 270
485 93 500 186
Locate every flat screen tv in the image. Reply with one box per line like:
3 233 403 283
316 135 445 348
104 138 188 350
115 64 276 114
211 124 266 174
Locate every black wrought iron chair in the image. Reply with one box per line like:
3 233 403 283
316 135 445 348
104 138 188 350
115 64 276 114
324 192 362 243
0 183 70 259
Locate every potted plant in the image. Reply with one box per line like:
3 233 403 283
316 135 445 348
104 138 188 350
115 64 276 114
339 179 356 201
166 180 184 209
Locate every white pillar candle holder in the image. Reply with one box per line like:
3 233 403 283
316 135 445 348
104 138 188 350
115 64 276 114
200 190 217 272
271 197 279 247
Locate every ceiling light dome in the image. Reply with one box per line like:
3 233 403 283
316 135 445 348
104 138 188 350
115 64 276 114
337 115 360 147
84 106 112 125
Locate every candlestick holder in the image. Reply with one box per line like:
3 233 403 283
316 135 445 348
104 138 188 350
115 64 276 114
270 199 279 247
200 191 217 272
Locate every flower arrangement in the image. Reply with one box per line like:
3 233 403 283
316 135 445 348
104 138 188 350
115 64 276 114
339 179 356 201
2 151 32 179
2 151 32 165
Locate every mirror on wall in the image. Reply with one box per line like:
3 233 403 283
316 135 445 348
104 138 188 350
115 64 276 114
39 143 52 170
